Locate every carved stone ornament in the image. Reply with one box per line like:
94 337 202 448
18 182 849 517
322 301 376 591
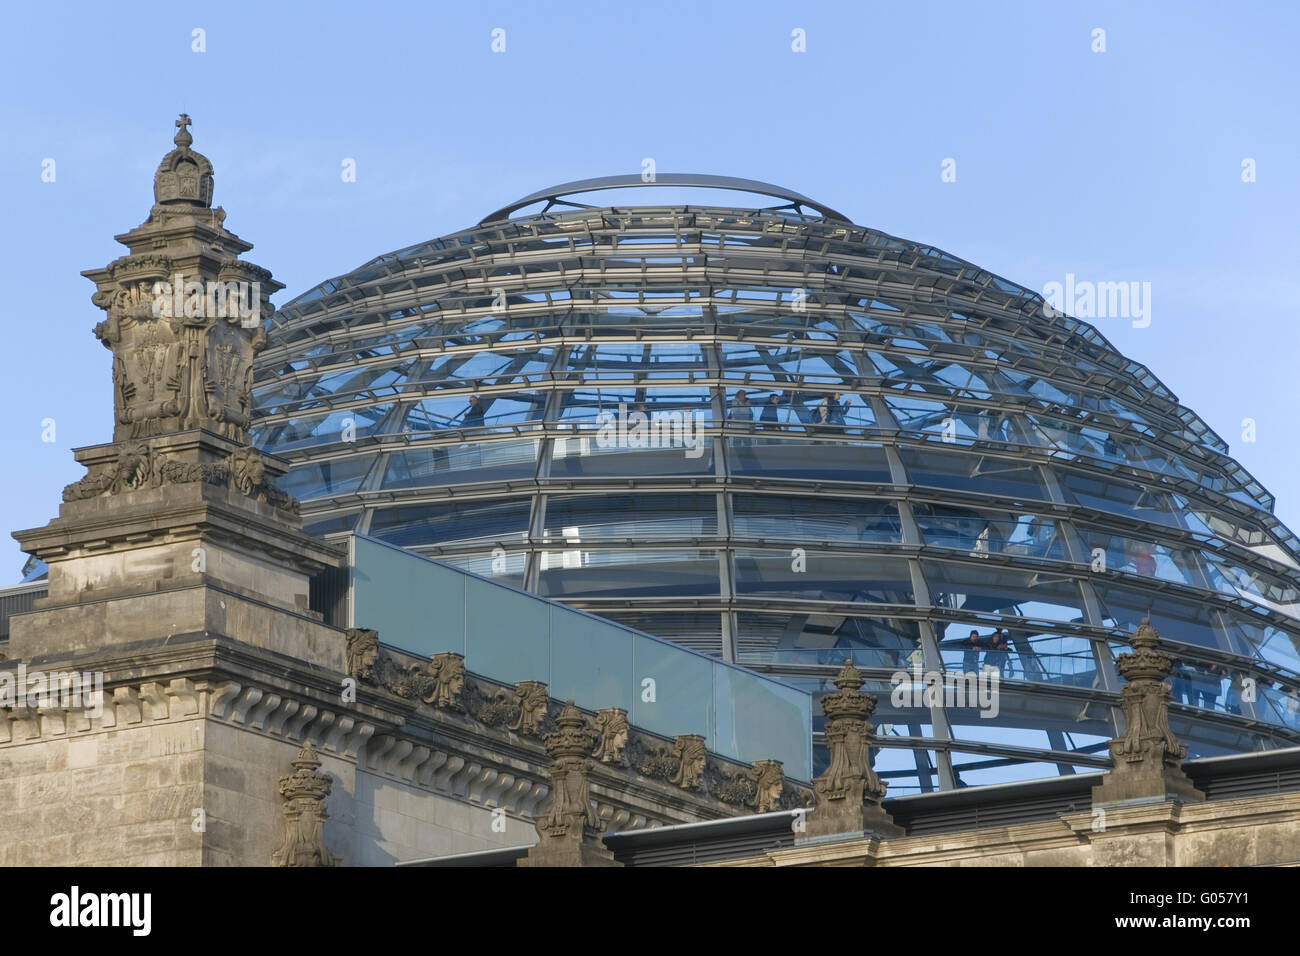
749 760 786 814
1093 619 1205 805
82 115 281 446
670 733 708 791
804 659 901 839
422 653 466 710
815 659 888 805
345 637 810 828
709 757 789 812
592 707 629 765
61 441 298 513
632 740 680 781
270 744 340 867
509 681 550 737
519 700 621 867
1111 619 1185 767
471 688 516 728
536 701 601 840
345 628 380 682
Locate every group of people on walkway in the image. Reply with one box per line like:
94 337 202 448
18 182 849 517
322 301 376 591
962 629 1014 677
728 390 853 428
451 391 857 430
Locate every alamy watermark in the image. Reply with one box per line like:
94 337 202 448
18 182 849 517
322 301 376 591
0 664 104 717
150 273 261 327
595 402 708 459
890 663 1000 718
1041 273 1151 328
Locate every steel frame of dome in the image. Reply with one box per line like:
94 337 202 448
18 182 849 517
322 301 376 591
252 177 1300 794
479 174 853 225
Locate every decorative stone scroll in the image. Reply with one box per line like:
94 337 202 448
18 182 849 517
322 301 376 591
61 440 297 512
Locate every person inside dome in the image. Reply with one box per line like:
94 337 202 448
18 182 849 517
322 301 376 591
462 394 485 428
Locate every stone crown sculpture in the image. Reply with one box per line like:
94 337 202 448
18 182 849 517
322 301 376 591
61 115 296 513
83 114 281 447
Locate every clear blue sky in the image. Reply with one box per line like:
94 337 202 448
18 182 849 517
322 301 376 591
1 0 1297 576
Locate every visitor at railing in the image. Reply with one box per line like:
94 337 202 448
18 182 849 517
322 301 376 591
985 629 1012 678
728 390 754 423
815 392 849 428
962 629 986 674
728 390 754 445
461 394 485 428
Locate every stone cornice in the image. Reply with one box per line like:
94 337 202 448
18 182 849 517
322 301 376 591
725 792 1300 867
15 479 340 575
356 641 812 814
0 632 786 834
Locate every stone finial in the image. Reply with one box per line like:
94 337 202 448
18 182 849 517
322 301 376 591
509 680 549 736
345 628 379 682
423 652 466 710
539 701 599 828
670 734 708 790
174 113 193 148
1094 620 1205 806
77 114 284 451
271 744 340 867
154 113 212 206
592 707 629 765
804 658 901 839
749 759 786 813
519 701 620 867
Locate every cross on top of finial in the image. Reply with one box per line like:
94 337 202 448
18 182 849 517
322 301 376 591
174 113 193 149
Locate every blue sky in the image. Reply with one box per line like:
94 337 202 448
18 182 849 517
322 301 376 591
1 0 1297 575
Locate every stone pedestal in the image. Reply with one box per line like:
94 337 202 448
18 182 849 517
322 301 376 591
11 429 342 663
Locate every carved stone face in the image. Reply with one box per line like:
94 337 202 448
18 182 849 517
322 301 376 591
118 442 151 489
345 629 379 681
355 643 377 679
445 667 464 698
434 656 465 698
243 453 265 487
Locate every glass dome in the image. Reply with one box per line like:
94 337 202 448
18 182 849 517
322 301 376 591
252 177 1300 793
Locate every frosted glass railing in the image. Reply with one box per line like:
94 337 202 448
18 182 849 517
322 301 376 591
346 534 811 780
